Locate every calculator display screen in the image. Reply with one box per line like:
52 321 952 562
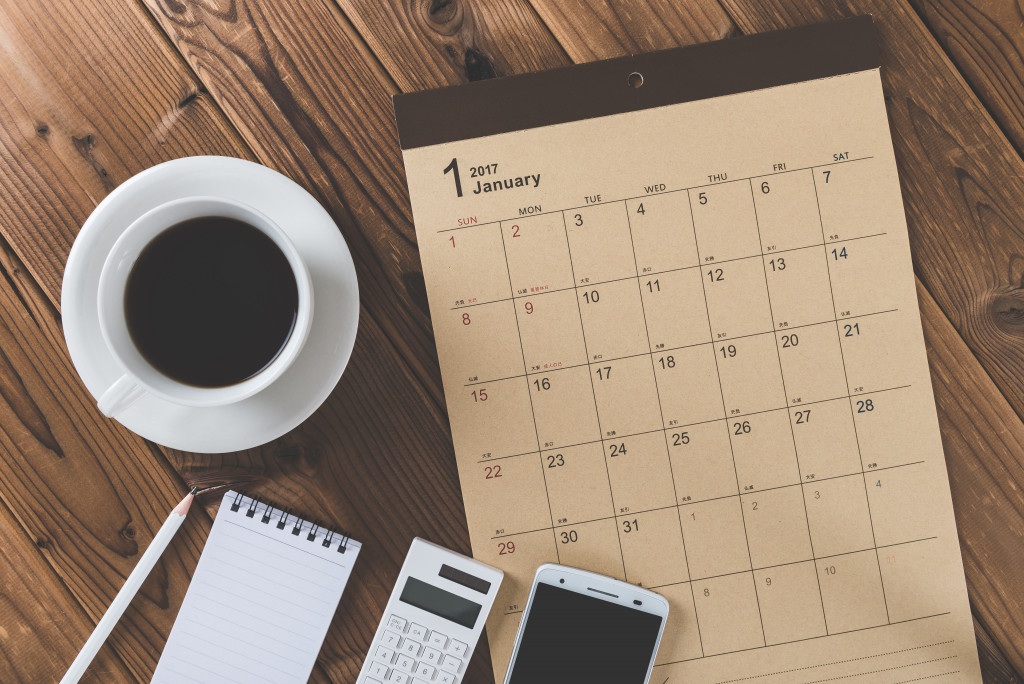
399 576 482 629
506 583 663 684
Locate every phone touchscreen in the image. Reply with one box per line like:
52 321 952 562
505 582 663 684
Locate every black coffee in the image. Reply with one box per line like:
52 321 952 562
124 216 299 388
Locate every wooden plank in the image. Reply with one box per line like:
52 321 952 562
0 500 135 683
336 0 572 90
908 0 1024 156
976 615 1024 683
920 280 1024 677
530 0 735 61
714 0 1024 674
0 232 216 681
0 0 249 310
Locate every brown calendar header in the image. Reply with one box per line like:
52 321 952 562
393 16 880 150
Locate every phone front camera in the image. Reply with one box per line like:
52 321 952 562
559 579 565 584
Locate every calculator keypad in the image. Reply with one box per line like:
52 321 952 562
363 614 467 683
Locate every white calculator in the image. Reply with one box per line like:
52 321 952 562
357 537 503 684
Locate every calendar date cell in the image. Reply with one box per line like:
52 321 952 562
577 279 650 360
804 474 875 558
689 181 762 263
564 204 638 284
878 538 949 622
854 387 932 471
763 245 835 329
776 322 849 405
692 573 765 655
754 561 827 645
516 289 589 371
605 431 676 514
464 455 555 540
730 409 801 492
449 377 537 459
753 170 825 253
591 355 663 437
866 461 935 547
443 300 525 384
716 333 787 416
816 550 888 633
502 214 576 295
542 442 616 526
679 497 751 579
618 507 689 587
791 398 862 480
640 267 712 350
437 223 512 306
654 343 725 427
627 193 700 274
840 311 915 395
741 485 813 569
554 517 626 581
668 420 737 504
529 365 601 449
827 235 906 319
814 159 904 243
703 257 774 340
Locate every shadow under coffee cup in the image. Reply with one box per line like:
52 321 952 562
96 196 314 417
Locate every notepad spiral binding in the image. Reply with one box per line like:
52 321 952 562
228 491 352 554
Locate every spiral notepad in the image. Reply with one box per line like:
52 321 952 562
152 490 362 683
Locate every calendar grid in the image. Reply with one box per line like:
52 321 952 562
685 187 769 650
435 155 875 235
623 200 706 659
810 168 893 626
438 154 950 662
747 178 830 633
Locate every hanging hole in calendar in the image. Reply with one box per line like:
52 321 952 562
627 71 644 88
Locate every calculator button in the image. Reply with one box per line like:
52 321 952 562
366 679 383 684
413 663 435 679
421 647 442 665
387 672 410 684
395 654 415 673
447 639 468 658
427 631 448 649
381 630 402 648
408 623 428 640
412 679 432 684
367 662 388 677
376 646 396 663
399 638 422 656
436 673 455 684
440 654 462 673
387 615 408 632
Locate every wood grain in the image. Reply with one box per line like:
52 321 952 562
0 231 215 680
530 0 735 61
909 0 1024 156
0 500 135 683
0 0 249 310
336 0 571 91
714 0 1024 674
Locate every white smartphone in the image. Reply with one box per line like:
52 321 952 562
502 564 669 684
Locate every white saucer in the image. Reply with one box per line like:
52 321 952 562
62 157 359 453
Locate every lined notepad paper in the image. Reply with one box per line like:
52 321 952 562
152 491 361 684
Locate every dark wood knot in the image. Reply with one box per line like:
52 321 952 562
991 291 1024 336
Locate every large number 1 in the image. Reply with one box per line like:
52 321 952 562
443 157 463 197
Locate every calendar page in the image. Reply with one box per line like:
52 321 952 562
394 17 981 683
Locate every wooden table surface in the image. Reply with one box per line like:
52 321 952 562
0 0 1022 682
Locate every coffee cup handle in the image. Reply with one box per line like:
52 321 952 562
98 375 147 417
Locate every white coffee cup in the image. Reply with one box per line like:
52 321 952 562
95 196 314 417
